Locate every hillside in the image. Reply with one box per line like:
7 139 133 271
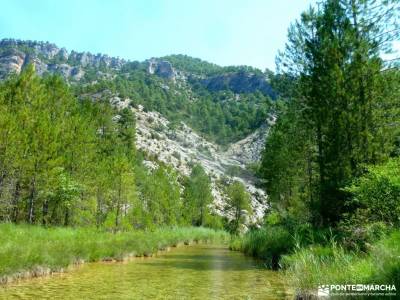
0 39 274 144
0 38 274 224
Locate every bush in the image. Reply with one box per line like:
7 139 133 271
345 158 400 226
338 219 388 252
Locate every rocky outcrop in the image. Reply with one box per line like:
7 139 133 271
45 63 84 80
0 39 64 61
225 115 275 165
147 59 177 80
0 39 126 80
201 71 276 98
68 51 125 69
0 48 26 76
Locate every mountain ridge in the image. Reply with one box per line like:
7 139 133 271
0 38 275 98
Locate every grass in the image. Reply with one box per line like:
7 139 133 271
281 230 400 298
229 226 294 269
0 224 229 282
231 225 400 298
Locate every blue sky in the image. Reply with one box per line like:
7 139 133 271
0 0 316 71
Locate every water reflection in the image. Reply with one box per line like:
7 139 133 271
0 245 290 300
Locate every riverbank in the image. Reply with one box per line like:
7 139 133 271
231 228 400 298
0 224 229 284
282 231 400 298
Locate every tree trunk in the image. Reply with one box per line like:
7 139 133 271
0 171 7 200
115 174 122 229
11 180 20 223
42 200 48 225
96 188 103 227
64 208 69 226
27 178 36 224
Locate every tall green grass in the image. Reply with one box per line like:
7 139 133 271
281 231 400 297
230 226 294 269
0 224 229 280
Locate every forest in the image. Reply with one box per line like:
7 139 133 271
231 0 400 297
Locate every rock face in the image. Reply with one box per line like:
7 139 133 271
0 39 127 79
0 48 25 75
68 51 125 69
147 59 177 80
226 115 276 165
202 72 276 98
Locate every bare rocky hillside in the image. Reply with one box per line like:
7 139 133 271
111 96 270 223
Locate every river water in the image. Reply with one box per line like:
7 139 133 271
0 245 290 299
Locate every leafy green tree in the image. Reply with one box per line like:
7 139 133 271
183 164 213 226
225 181 252 234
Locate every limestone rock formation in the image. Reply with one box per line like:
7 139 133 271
147 59 177 80
0 48 25 76
0 39 126 79
201 71 276 98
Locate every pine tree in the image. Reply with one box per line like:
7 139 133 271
264 0 400 226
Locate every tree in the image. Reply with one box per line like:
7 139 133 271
265 0 400 226
0 66 142 229
183 164 213 226
225 181 252 234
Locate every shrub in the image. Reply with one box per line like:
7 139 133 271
338 219 388 252
344 158 400 226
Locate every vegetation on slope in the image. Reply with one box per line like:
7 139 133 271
161 54 264 76
76 69 272 145
0 65 254 232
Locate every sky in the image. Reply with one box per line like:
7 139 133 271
0 0 316 71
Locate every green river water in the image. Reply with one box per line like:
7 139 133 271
0 245 290 300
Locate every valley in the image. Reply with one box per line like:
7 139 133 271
0 38 274 225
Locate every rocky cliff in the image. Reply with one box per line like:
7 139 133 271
0 39 275 97
201 72 276 98
0 39 126 80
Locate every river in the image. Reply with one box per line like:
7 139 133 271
0 245 290 299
